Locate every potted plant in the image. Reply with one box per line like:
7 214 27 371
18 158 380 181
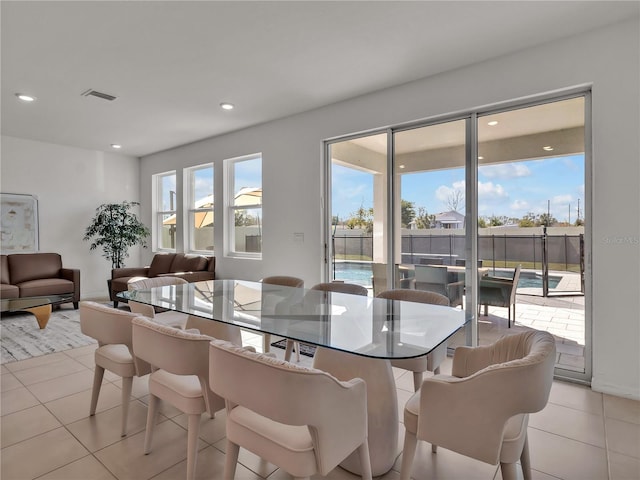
84 201 151 269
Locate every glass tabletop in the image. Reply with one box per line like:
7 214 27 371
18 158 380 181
0 294 72 313
119 279 466 359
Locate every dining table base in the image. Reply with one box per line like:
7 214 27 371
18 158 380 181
313 347 400 476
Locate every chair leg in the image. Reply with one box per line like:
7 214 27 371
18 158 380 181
520 434 532 480
120 376 133 437
262 333 271 353
89 366 105 415
284 339 294 362
500 462 518 480
431 443 438 453
186 414 201 480
358 440 373 480
399 430 418 480
223 440 240 480
144 394 160 454
412 372 423 392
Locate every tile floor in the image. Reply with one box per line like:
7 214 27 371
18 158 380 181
1 331 639 480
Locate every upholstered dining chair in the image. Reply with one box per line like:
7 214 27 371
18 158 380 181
209 339 372 480
79 301 151 437
127 276 189 329
376 289 450 391
132 316 235 480
284 281 368 362
399 330 556 480
260 276 305 353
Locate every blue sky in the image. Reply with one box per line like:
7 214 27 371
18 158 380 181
332 154 585 223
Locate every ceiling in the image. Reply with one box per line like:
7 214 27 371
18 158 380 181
2 1 638 158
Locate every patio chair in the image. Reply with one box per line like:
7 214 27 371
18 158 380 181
399 330 556 480
414 264 464 308
479 265 521 327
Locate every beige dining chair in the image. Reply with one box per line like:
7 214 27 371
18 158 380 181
399 330 556 480
260 276 305 353
127 276 189 329
376 289 450 391
79 301 151 437
284 281 368 362
209 339 372 480
132 316 235 480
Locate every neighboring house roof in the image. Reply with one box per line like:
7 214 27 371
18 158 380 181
435 210 465 224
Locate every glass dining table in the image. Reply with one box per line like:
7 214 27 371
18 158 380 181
120 279 466 476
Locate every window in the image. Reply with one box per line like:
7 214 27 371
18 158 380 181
185 164 214 252
154 171 177 251
225 154 262 256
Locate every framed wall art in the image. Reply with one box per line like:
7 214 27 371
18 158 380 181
1 193 39 253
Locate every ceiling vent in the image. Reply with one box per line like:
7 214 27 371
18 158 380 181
81 89 117 101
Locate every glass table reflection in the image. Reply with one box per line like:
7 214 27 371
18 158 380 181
119 279 465 475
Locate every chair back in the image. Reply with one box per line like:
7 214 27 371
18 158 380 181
132 316 225 415
510 265 522 303
261 276 304 288
414 265 448 296
419 257 444 265
128 277 189 317
419 330 556 464
184 315 243 345
310 282 368 296
79 301 151 375
209 339 368 475
376 289 449 306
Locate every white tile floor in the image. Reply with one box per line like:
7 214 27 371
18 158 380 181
1 331 639 480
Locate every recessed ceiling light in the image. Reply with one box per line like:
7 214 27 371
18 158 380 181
398 164 405 169
15 93 36 102
487 121 498 126
111 144 122 149
220 102 234 110
478 156 484 160
543 146 554 151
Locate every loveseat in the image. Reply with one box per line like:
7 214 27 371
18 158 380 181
110 253 215 307
0 253 81 308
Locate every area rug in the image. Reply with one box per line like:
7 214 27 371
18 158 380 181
1 308 96 364
270 339 316 357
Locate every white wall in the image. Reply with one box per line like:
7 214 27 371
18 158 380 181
141 18 639 398
1 136 141 298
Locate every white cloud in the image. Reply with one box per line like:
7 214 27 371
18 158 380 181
478 181 508 199
510 199 529 211
551 194 573 205
480 163 531 179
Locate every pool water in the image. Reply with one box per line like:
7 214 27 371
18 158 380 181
332 263 561 290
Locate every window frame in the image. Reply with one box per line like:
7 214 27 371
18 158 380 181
224 153 262 259
153 170 177 252
184 163 214 254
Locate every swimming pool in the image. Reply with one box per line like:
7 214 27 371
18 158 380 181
332 262 561 290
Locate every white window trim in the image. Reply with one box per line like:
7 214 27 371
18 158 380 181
224 153 262 259
153 171 177 252
184 163 214 254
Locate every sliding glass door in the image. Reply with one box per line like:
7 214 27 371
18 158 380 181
325 92 590 382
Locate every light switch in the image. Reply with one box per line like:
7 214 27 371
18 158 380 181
293 232 304 243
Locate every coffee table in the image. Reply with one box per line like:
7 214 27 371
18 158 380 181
0 295 72 329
